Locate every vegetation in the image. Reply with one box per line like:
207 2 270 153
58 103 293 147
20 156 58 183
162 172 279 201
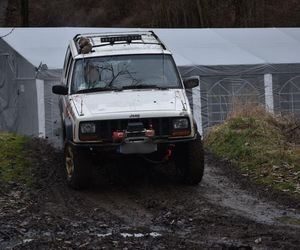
205 105 300 197
276 216 300 225
5 0 300 28
0 132 32 185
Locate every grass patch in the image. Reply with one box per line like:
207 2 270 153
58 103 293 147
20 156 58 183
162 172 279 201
0 132 32 186
276 216 300 225
205 105 300 197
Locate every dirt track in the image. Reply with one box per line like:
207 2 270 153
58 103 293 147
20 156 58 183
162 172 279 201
1 140 300 249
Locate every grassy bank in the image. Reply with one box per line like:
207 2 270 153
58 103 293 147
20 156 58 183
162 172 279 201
0 132 32 185
205 106 300 197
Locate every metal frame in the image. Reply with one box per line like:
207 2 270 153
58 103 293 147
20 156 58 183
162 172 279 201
73 31 166 54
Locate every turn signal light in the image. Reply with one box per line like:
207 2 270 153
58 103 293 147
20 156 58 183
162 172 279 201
79 134 98 141
171 130 190 137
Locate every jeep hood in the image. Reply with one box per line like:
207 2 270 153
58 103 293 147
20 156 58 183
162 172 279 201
71 89 188 117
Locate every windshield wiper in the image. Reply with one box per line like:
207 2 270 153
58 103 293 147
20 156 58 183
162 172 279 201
121 84 168 90
75 86 122 94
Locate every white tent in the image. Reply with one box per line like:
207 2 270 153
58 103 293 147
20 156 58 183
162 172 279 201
0 36 38 136
3 28 300 68
1 28 300 146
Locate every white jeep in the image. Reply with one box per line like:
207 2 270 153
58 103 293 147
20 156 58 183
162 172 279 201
52 31 204 189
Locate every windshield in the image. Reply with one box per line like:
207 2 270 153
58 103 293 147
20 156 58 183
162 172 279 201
71 54 181 93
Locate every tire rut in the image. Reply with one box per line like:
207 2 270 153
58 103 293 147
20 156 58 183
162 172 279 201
78 189 155 229
2 143 300 249
202 160 300 227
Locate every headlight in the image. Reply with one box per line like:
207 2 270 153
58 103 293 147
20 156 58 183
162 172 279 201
173 118 189 129
80 122 96 134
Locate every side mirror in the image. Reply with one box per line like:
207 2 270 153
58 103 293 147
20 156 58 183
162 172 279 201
183 76 199 89
52 85 68 95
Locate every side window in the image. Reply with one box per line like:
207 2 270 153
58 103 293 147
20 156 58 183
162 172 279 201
66 59 73 88
63 47 70 78
63 47 72 86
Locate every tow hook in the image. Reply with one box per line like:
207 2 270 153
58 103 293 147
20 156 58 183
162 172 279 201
164 144 175 160
112 131 125 142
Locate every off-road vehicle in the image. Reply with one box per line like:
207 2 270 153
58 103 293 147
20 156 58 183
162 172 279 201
52 31 204 189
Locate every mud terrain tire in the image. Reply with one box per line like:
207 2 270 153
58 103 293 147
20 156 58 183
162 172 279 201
174 134 204 185
64 142 91 190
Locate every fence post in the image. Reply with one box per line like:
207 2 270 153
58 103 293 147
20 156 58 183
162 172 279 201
192 76 203 135
264 73 274 114
36 79 45 138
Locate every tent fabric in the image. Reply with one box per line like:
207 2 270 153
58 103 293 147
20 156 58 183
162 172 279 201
180 63 300 133
1 28 300 147
36 69 63 147
36 68 62 80
3 28 300 68
0 38 38 135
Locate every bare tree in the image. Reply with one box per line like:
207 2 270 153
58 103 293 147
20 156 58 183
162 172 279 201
196 0 205 27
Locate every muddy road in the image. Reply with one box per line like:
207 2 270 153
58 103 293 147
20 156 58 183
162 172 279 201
1 141 300 249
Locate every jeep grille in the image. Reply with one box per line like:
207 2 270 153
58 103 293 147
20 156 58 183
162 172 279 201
80 117 189 142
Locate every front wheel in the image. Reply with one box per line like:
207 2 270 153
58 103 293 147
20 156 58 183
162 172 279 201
64 142 91 190
174 134 205 185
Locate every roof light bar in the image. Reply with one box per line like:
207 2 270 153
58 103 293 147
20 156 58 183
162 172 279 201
101 35 142 44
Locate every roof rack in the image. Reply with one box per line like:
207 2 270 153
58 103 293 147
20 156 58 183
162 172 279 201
73 30 166 54
149 31 166 50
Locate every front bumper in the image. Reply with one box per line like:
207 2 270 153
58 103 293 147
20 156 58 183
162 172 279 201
69 134 197 153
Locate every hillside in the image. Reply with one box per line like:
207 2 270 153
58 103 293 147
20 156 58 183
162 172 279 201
205 105 300 198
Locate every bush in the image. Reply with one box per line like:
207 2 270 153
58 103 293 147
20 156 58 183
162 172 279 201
205 105 300 196
0 132 32 185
